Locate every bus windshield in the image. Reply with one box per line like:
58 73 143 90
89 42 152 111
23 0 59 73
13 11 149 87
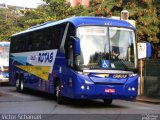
76 26 137 71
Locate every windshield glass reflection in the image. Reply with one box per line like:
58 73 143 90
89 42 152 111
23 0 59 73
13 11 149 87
76 26 137 70
109 27 137 70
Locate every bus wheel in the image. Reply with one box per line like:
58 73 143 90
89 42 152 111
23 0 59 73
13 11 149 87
16 78 20 92
103 99 112 105
56 81 64 104
16 78 24 92
20 79 24 92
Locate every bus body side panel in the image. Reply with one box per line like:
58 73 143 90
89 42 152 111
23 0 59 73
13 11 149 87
52 50 76 98
9 49 76 96
9 50 59 94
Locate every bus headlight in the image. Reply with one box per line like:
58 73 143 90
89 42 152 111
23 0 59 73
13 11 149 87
81 85 85 90
128 87 136 91
84 80 94 84
86 86 90 90
129 74 137 77
132 87 135 91
128 88 131 91
81 85 91 90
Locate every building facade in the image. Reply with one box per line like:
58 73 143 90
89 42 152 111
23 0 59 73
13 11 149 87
0 3 30 10
0 0 43 10
66 0 90 7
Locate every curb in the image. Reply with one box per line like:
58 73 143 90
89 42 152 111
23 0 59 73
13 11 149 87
136 97 160 104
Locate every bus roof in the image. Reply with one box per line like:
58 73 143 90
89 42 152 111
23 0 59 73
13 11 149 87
12 16 136 36
0 42 10 47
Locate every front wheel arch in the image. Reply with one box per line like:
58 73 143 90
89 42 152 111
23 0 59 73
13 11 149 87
54 78 65 104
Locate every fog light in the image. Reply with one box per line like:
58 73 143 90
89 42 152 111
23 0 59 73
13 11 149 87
86 86 90 90
81 95 85 98
128 88 131 91
81 85 85 90
132 87 135 91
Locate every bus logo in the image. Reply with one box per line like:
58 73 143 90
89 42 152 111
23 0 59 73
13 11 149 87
38 52 53 63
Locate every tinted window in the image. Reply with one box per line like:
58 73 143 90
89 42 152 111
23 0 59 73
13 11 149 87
10 23 68 53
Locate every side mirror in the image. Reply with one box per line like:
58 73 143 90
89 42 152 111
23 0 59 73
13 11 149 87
70 36 80 56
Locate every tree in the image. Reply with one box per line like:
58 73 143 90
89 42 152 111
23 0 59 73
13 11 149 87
0 0 85 41
21 0 85 28
0 0 159 58
0 8 23 41
83 0 160 58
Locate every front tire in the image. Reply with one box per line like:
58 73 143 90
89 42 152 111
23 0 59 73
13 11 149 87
56 81 65 104
103 99 112 105
16 78 24 92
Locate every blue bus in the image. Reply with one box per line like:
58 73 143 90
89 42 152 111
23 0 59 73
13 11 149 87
10 16 138 105
0 42 10 83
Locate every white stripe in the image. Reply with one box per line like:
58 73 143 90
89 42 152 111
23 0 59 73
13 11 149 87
83 69 133 74
60 23 69 53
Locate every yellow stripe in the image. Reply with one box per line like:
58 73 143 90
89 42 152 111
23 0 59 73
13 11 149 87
96 74 109 77
16 65 50 81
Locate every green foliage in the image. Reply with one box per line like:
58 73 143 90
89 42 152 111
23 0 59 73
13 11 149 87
83 0 160 58
0 0 159 58
83 0 159 44
85 0 160 56
0 8 23 41
20 0 85 28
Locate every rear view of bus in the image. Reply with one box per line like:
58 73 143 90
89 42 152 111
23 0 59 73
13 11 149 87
0 42 10 83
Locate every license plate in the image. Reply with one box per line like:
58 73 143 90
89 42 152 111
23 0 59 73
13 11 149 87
105 88 116 93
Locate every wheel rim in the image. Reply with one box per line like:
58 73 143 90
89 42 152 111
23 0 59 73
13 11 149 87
16 79 19 88
20 80 24 91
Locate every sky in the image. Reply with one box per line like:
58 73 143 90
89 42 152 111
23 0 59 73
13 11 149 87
0 0 44 8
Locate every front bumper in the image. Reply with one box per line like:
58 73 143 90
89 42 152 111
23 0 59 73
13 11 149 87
73 75 138 100
73 84 137 100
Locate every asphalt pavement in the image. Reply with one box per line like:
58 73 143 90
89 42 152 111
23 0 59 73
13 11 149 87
0 86 160 120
